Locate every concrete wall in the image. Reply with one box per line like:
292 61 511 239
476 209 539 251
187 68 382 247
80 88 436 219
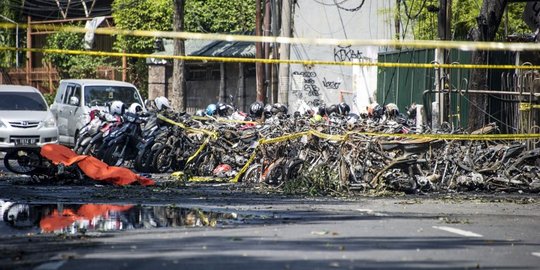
289 0 395 113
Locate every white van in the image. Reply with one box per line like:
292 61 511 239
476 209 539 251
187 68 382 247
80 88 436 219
50 79 145 146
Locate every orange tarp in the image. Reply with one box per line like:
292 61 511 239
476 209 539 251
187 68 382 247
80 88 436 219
40 144 155 186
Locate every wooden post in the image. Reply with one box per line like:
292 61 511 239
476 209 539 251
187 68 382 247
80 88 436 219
122 50 127 82
26 16 32 85
238 63 246 111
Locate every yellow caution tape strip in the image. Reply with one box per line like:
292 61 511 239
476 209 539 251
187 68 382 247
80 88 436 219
2 46 540 70
519 103 540 111
2 22 540 51
157 114 217 138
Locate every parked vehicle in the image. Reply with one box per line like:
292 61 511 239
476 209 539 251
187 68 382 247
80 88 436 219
50 79 145 146
0 85 58 151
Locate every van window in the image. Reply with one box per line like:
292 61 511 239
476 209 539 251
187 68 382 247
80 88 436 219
65 85 81 105
62 85 74 104
84 86 142 107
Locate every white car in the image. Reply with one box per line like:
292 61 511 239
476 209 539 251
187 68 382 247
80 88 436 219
0 85 59 150
50 79 145 146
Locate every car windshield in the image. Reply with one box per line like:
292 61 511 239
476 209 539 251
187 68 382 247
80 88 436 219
0 92 48 111
84 86 142 107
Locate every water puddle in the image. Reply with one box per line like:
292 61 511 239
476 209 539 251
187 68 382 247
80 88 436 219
0 200 250 236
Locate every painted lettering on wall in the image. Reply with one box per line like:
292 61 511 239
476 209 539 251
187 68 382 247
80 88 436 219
322 77 341 89
292 70 320 97
333 45 362 62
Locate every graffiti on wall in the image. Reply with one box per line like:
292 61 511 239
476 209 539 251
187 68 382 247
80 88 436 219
334 45 362 62
322 77 341 89
292 71 321 97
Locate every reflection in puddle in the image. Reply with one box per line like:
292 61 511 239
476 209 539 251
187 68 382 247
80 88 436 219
0 200 241 235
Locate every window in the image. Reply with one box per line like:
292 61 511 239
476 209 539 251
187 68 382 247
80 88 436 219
84 86 142 107
0 92 48 111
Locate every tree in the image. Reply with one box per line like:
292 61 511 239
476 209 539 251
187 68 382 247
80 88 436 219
111 0 256 101
172 0 186 111
402 0 528 40
467 0 508 130
185 0 256 33
112 0 173 98
43 29 109 79
0 0 23 69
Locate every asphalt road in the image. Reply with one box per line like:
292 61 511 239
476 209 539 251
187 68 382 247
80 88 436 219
1 173 539 269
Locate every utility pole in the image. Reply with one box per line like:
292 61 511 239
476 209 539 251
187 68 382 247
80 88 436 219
172 0 186 111
256 0 265 102
271 0 280 104
278 0 292 106
264 0 271 102
434 0 451 129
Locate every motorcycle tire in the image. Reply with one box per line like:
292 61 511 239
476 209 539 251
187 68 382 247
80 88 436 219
152 144 173 173
3 148 45 175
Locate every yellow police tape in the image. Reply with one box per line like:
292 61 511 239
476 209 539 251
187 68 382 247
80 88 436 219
519 103 540 111
192 115 258 125
157 114 217 138
162 112 540 183
2 22 540 52
2 46 540 70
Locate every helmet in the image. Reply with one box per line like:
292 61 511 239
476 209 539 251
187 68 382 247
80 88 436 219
109 100 126 115
206 104 217 116
326 104 338 116
310 114 323 124
154 96 171 111
128 103 143 114
195 109 205 117
367 102 384 119
213 164 232 178
385 103 399 118
346 113 359 125
249 101 264 118
317 105 327 116
407 103 417 119
337 102 350 116
216 102 233 117
263 104 273 118
271 103 288 115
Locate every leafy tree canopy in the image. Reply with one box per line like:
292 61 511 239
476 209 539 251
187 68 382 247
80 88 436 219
112 0 256 53
0 0 23 68
44 29 109 79
400 0 529 40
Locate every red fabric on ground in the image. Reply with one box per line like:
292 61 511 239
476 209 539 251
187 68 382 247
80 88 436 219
40 144 155 186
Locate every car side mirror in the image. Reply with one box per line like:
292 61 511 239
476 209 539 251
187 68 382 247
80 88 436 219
69 96 80 106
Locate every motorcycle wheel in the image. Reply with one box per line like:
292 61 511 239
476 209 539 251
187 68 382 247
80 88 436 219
192 151 219 176
240 164 262 183
102 143 126 166
152 145 173 173
3 148 45 175
134 146 153 173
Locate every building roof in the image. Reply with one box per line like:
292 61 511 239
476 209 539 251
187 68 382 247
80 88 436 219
146 37 256 65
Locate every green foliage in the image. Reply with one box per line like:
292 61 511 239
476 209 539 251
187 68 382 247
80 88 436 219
111 0 256 99
282 164 348 196
43 92 56 106
401 0 530 41
185 0 256 33
43 29 109 79
112 0 173 54
0 0 23 68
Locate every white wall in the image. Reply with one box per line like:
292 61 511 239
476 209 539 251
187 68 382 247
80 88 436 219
289 0 395 113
